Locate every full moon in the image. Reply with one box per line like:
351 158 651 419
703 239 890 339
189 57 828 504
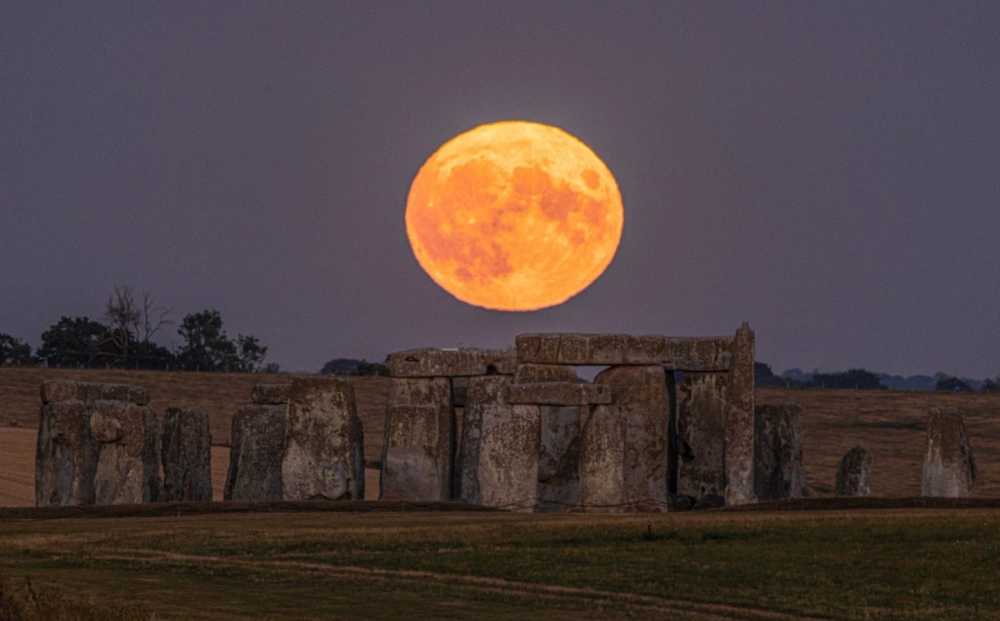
405 121 624 311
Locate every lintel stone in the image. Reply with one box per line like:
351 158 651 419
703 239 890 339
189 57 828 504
662 338 733 371
513 364 578 384
508 382 611 406
251 383 291 405
41 379 150 406
388 348 517 377
515 334 732 370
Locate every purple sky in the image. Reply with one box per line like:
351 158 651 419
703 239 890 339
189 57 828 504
2 3 999 377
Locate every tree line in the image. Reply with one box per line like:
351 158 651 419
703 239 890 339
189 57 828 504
0 285 270 372
755 362 1000 393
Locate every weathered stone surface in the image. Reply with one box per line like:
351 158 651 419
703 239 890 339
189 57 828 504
835 445 873 497
754 403 806 501
35 400 98 506
39 380 82 404
508 382 611 405
281 377 365 501
662 338 733 372
579 405 625 512
516 334 666 365
676 372 727 499
388 347 517 377
161 406 212 502
88 383 150 405
724 323 757 506
41 380 149 405
921 407 976 498
90 400 150 504
251 383 290 405
225 404 286 501
455 375 508 505
477 403 540 511
515 334 733 370
513 364 578 384
141 406 161 502
380 377 454 501
536 405 583 512
595 366 670 512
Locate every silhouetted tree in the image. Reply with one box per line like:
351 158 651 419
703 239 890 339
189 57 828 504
104 285 140 368
36 317 116 368
131 340 176 370
175 310 267 372
935 376 973 392
754 362 774 380
320 357 389 376
234 334 268 372
320 358 361 375
0 333 35 367
809 369 884 390
754 361 808 388
104 285 174 369
354 359 390 377
176 310 235 371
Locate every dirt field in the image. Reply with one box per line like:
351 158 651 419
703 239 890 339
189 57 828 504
2 368 999 506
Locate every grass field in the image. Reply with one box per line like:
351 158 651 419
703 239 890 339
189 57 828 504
2 506 1000 620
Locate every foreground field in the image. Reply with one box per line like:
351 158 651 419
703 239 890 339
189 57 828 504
1 506 999 620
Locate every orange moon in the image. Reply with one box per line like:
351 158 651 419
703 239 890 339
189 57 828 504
405 121 624 311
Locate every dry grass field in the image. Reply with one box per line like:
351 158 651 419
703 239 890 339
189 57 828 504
2 368 1000 506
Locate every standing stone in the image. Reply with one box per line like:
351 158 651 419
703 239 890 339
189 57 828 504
225 404 286 501
455 375 510 504
90 400 149 504
594 365 669 512
536 405 583 512
921 407 976 498
579 404 625 512
754 404 806 501
282 377 365 501
161 406 213 502
478 403 541 511
514 364 582 512
141 406 162 502
676 372 727 499
35 400 98 506
835 445 874 497
380 377 454 501
456 375 541 510
724 323 757 506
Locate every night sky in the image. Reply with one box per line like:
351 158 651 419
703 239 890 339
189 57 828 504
3 3 999 378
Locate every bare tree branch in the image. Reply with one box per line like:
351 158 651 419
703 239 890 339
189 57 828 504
104 284 140 367
141 289 173 343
